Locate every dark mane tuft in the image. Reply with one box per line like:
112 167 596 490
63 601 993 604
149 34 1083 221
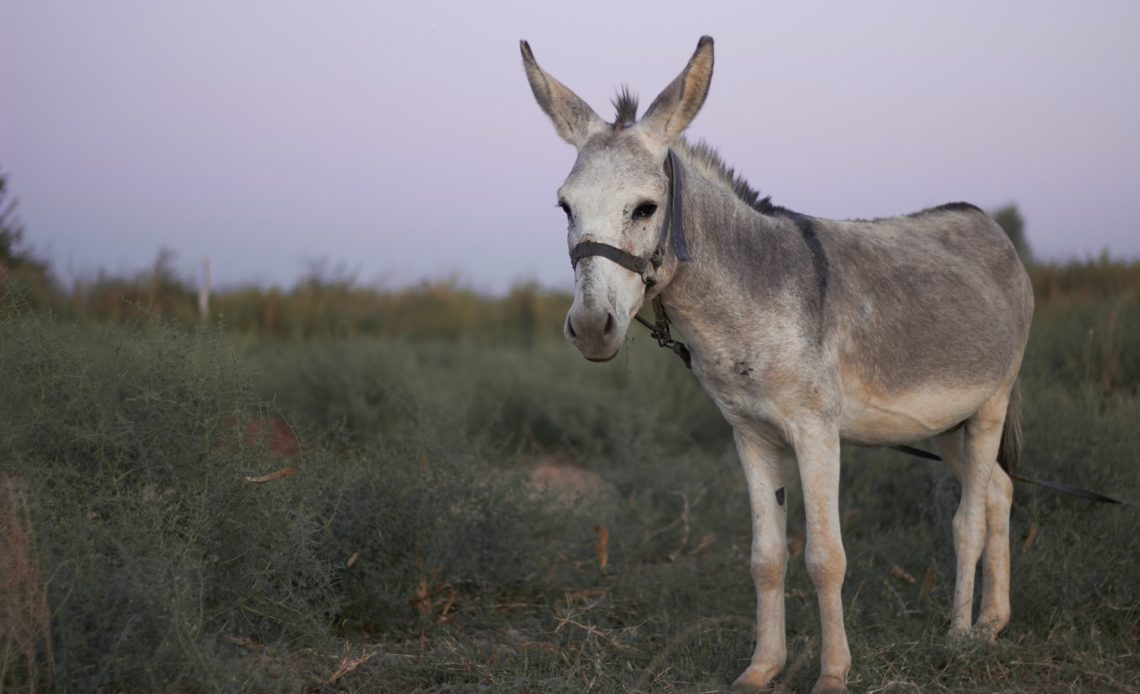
612 86 639 128
680 139 787 215
912 201 984 216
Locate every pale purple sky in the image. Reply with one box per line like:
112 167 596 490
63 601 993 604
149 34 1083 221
2 1 1138 292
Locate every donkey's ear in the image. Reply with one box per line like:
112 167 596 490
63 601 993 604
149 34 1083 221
640 36 714 142
520 40 606 147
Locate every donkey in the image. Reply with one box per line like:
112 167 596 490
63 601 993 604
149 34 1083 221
520 36 1033 693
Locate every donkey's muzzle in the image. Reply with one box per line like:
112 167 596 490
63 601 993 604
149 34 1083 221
565 303 622 361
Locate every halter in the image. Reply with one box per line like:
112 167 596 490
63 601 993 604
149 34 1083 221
568 149 693 368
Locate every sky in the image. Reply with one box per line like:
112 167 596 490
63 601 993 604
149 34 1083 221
1 1 1139 293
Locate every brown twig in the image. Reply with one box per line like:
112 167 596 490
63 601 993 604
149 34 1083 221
553 613 630 652
1022 521 1039 551
594 524 609 574
919 561 936 599
890 564 917 584
327 649 378 684
242 467 296 484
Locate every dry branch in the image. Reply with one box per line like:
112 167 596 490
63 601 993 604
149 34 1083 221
594 524 609 573
327 649 378 685
890 564 917 585
1023 521 1039 551
242 467 297 484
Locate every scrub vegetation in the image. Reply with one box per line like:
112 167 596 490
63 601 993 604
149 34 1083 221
2 199 1138 691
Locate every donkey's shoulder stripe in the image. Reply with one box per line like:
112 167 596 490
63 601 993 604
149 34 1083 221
776 210 829 310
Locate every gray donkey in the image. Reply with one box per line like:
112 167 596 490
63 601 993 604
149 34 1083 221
521 36 1033 693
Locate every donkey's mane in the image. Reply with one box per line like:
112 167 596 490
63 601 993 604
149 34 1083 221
672 139 982 222
611 89 782 215
675 139 781 215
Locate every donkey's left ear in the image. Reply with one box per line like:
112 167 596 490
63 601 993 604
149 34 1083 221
640 36 714 142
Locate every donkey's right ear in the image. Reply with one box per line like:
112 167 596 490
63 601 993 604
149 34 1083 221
520 40 605 147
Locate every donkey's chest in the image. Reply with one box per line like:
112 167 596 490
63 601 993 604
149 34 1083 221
690 345 814 435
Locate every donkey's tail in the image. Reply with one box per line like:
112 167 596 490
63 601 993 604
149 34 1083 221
997 379 1022 478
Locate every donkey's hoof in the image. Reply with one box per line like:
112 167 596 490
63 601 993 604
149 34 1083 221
731 663 780 691
973 613 1010 643
944 625 971 648
971 622 1001 645
810 675 847 694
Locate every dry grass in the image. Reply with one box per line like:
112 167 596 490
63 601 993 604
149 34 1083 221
0 475 53 693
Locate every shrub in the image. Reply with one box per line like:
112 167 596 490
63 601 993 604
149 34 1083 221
0 313 339 691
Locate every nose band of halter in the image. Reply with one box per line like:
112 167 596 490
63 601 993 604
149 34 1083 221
569 241 653 279
568 149 690 288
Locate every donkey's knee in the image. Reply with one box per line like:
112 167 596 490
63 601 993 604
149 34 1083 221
983 465 1014 548
751 539 788 590
983 465 1013 560
951 505 986 556
987 465 1014 516
805 538 846 592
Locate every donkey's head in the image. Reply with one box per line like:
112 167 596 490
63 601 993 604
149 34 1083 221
521 37 714 361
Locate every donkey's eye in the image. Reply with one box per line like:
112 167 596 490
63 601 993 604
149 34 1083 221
632 203 658 221
558 201 573 221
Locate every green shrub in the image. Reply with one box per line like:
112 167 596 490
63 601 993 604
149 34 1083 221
0 313 338 691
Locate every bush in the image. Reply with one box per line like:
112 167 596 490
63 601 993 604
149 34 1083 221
0 313 339 691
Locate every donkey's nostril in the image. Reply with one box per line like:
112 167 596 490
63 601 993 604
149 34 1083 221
566 315 578 339
603 312 615 336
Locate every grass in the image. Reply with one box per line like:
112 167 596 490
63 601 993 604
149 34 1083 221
1 275 1138 692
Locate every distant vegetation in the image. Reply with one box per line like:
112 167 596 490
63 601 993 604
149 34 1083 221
1 169 1134 348
991 203 1032 264
2 171 1139 691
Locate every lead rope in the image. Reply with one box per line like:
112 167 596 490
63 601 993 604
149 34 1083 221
634 297 692 369
891 444 1139 507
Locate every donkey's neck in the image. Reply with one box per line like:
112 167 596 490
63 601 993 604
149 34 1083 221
660 152 823 362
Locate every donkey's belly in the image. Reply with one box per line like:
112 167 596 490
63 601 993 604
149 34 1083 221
838 382 996 445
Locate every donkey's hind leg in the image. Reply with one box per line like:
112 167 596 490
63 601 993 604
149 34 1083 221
935 416 1013 640
976 464 1013 639
942 389 1009 639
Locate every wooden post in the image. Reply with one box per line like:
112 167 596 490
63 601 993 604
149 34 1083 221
198 257 211 321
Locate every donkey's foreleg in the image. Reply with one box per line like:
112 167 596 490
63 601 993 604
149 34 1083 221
796 426 849 694
731 428 789 691
950 392 1008 638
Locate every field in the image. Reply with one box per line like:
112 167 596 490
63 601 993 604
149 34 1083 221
2 260 1139 692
